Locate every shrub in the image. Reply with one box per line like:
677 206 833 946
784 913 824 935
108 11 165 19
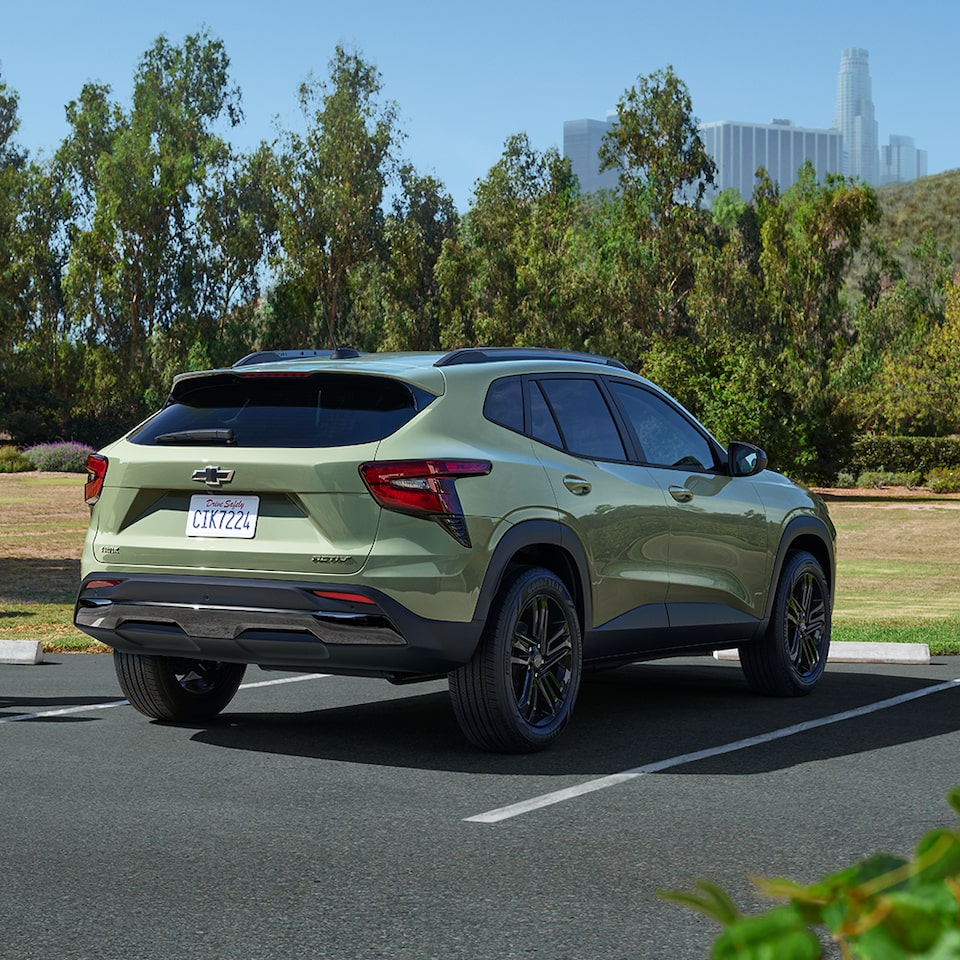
0 445 33 473
661 788 960 959
22 441 96 474
855 469 922 489
833 472 857 489
927 467 960 494
851 436 960 478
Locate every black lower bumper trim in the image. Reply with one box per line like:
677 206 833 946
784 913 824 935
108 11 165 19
75 573 483 676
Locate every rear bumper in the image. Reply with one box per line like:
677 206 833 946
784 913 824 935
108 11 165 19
74 573 483 677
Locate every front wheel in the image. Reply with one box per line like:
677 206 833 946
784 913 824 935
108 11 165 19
740 550 831 697
114 652 246 722
449 566 582 753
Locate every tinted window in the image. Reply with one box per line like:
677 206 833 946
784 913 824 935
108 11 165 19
130 373 431 448
483 377 524 432
608 381 715 470
538 379 625 460
530 383 563 448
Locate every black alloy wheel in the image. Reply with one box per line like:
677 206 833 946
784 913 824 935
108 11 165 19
740 550 831 697
450 566 582 753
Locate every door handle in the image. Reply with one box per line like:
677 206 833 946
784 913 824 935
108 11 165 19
562 475 592 496
668 485 693 503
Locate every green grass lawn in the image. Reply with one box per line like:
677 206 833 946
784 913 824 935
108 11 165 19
2 475 959 654
825 492 960 654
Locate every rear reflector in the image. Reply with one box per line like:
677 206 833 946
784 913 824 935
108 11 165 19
82 579 121 590
311 590 376 605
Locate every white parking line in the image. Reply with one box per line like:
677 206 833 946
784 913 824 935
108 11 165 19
465 677 960 824
0 672 329 723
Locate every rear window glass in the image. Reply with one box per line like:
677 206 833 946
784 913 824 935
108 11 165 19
130 373 433 448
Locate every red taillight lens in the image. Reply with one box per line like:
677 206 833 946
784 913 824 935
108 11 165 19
359 460 492 547
84 454 108 505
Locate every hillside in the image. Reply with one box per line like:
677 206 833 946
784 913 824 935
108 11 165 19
873 168 960 266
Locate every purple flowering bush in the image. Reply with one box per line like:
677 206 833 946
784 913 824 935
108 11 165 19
22 441 96 473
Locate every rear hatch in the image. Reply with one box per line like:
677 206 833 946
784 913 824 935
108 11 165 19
88 368 438 579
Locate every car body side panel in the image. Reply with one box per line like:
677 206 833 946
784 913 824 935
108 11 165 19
654 468 771 619
533 448 672 637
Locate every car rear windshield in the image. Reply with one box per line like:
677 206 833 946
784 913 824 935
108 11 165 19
129 372 434 448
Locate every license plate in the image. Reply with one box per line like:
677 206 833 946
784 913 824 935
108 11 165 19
186 495 259 538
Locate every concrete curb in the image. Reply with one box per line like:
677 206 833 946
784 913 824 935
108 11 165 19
715 641 930 665
0 640 44 665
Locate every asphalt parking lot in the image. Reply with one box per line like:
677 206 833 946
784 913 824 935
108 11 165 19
3 653 960 960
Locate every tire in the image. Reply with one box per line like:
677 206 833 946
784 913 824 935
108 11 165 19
740 550 831 697
449 566 582 753
114 652 246 722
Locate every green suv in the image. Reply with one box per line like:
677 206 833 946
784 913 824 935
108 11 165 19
75 347 835 752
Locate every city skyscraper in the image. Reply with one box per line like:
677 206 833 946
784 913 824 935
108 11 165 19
562 119 619 194
833 47 879 184
564 46 926 200
699 120 841 200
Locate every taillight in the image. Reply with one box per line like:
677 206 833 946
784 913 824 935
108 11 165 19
84 454 108 505
359 459 492 547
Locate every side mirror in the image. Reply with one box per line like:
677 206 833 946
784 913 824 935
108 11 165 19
728 442 768 478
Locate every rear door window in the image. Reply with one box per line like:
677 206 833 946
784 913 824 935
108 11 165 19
130 373 433 448
537 378 626 461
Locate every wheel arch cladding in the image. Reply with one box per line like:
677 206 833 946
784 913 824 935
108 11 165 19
767 516 836 621
474 520 592 634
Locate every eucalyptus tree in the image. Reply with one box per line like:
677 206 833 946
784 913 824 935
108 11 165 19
270 45 399 349
437 133 584 350
596 66 717 343
60 31 243 419
599 65 716 221
361 164 458 350
0 75 31 437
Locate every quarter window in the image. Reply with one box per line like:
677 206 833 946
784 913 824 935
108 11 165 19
483 377 524 432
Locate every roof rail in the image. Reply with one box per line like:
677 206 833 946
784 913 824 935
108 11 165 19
233 348 360 367
435 347 628 370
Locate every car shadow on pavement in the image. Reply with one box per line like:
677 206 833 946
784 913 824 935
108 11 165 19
183 659 960 776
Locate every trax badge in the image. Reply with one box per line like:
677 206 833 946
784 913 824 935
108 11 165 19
192 466 235 487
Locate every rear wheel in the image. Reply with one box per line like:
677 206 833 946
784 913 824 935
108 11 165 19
740 550 830 697
450 566 582 753
114 652 246 721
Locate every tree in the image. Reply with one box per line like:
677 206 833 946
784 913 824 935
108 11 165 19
271 46 399 349
60 31 242 423
0 74 34 440
598 65 716 220
355 164 458 351
436 133 590 351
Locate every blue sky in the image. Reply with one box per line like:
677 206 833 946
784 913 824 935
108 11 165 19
3 0 957 210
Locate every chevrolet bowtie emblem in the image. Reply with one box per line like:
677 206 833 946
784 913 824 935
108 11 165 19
192 466 235 486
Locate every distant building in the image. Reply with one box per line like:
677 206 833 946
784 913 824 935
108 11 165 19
880 134 928 185
562 119 618 194
563 46 926 201
699 119 842 200
833 47 880 184
563 116 842 203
